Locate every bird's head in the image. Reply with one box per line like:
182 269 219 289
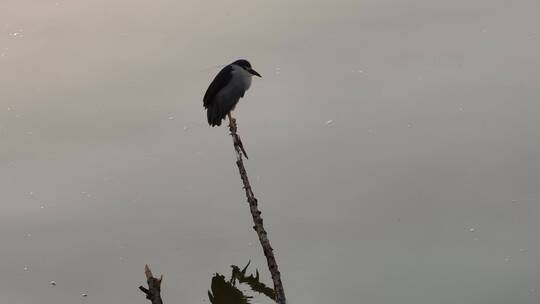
233 59 261 78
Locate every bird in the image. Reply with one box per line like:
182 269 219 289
203 59 261 127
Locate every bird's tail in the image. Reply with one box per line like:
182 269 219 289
207 105 223 127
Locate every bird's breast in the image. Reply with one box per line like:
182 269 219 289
214 65 253 105
240 74 252 91
231 66 252 91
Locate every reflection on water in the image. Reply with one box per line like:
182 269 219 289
209 262 275 304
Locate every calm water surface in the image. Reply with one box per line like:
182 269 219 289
1 0 539 303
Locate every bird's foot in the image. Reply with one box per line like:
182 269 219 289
228 115 236 130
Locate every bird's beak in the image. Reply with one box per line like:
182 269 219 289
249 68 262 77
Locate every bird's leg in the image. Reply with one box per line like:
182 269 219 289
228 112 235 129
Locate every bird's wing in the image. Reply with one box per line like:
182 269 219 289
203 65 233 108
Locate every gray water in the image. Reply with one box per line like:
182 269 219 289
1 0 539 303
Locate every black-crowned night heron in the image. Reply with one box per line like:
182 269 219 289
203 59 261 127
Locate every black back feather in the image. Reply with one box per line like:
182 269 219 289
203 65 233 108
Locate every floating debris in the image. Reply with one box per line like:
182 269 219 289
325 119 334 125
50 280 57 286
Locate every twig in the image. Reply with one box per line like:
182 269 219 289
228 116 286 304
139 265 164 304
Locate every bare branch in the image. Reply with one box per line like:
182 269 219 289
139 264 164 304
145 264 153 279
228 117 287 304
